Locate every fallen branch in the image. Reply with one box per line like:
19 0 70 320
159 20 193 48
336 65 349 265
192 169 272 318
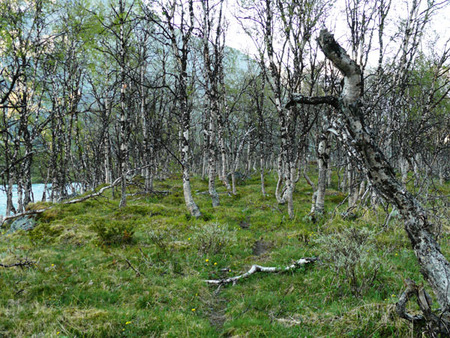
127 190 170 197
125 258 143 277
204 257 317 286
62 176 122 205
1 208 48 225
1 177 122 226
0 258 35 269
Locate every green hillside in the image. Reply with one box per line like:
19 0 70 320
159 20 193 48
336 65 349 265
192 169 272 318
2 172 447 337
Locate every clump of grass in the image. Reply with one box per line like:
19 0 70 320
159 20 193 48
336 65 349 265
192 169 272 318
36 208 60 223
28 222 63 244
117 204 154 216
26 201 53 211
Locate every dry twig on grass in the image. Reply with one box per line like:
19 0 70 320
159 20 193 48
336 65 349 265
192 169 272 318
0 258 35 269
125 258 143 277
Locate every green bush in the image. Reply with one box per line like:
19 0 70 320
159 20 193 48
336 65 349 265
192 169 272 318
91 220 135 245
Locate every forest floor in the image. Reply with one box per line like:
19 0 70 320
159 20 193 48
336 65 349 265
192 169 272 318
0 172 449 337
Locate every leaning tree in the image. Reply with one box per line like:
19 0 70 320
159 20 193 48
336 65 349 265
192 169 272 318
288 29 450 334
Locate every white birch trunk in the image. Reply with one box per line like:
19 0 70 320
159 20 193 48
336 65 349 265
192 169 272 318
182 128 201 217
314 132 330 215
260 155 267 197
219 121 231 192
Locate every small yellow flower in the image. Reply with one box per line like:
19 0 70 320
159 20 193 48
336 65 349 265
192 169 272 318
191 308 196 312
188 237 191 240
51 264 55 267
57 332 60 335
205 259 209 262
214 262 217 266
395 253 398 256
125 321 131 325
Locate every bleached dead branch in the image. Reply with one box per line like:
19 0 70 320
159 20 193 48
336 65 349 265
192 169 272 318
204 257 317 286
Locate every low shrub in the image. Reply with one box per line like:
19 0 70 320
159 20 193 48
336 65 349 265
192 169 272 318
193 223 236 255
91 219 135 245
314 227 382 296
147 228 174 256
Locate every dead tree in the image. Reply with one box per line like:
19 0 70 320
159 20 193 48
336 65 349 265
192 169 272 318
287 29 450 333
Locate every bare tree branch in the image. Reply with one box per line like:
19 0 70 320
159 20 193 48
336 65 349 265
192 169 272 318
286 94 339 109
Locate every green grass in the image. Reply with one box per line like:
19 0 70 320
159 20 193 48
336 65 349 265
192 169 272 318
0 172 448 337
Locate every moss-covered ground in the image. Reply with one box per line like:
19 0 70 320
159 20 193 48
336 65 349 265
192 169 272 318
1 172 448 337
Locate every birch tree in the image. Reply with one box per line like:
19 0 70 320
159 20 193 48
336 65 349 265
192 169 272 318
198 0 226 207
147 0 201 217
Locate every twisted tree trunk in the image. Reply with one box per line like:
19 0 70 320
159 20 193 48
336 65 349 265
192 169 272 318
288 29 450 321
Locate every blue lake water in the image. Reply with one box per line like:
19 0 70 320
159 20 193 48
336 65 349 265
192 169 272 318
0 184 50 217
0 183 83 217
